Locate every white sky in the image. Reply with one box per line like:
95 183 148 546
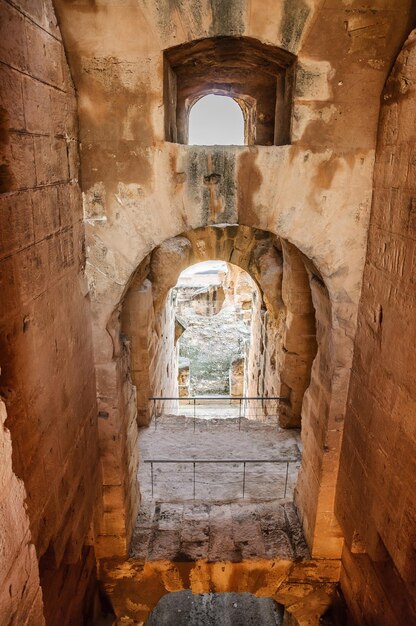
188 94 245 145
180 261 228 277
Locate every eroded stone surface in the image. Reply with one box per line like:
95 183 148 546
130 500 309 563
99 555 340 625
0 0 101 623
335 29 416 625
0 401 44 626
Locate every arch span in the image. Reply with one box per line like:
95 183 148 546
121 225 317 430
96 223 345 569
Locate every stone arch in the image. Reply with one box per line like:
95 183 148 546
120 225 317 429
101 558 337 625
93 218 347 568
94 224 340 564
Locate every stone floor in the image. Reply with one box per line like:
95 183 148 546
131 413 307 562
130 499 309 561
138 414 302 503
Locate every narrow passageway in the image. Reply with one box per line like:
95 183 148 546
131 256 309 565
4 2 416 623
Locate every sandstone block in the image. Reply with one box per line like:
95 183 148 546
0 2 26 70
25 20 63 88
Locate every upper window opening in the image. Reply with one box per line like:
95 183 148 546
188 95 245 146
164 36 296 146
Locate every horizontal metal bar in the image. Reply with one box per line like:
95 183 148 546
143 458 299 464
149 396 288 401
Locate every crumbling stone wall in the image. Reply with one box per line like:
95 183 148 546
279 242 317 427
336 30 416 625
0 401 44 625
0 0 100 621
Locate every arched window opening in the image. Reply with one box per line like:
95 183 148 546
188 94 245 146
164 36 296 146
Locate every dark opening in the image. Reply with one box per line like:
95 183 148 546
145 591 284 626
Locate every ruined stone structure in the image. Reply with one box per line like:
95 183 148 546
1 0 416 624
174 263 258 396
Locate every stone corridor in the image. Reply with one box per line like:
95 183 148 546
2 0 416 624
97 412 337 623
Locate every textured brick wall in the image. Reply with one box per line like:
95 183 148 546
0 0 101 620
336 31 416 625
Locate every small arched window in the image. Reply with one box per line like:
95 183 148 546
188 94 245 146
164 36 296 146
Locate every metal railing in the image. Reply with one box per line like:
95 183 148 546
144 458 297 501
149 396 288 431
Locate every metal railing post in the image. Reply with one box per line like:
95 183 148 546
239 398 242 430
193 461 196 500
151 461 154 499
242 461 246 499
284 461 289 499
193 398 196 433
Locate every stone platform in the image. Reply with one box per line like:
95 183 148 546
130 500 310 562
138 414 302 503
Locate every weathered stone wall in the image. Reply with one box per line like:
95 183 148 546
246 311 285 419
279 242 317 428
0 0 101 620
0 401 44 625
39 545 107 625
151 291 178 402
336 31 416 625
122 278 178 423
295 256 339 558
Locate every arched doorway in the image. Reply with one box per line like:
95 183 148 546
121 225 318 430
118 224 329 562
174 260 258 401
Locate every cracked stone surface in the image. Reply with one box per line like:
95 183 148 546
132 413 306 561
130 499 309 561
